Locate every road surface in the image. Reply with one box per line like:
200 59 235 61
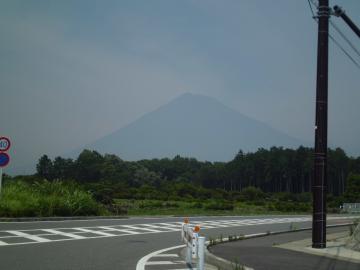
0 215 356 270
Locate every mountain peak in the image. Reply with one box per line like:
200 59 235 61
83 94 305 161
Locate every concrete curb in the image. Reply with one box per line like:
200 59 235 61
0 216 129 222
205 247 254 270
205 223 353 270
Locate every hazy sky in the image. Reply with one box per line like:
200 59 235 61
1 0 360 175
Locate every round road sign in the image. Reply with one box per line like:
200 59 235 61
0 152 10 167
0 137 11 152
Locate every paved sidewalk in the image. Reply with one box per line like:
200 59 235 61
209 227 360 270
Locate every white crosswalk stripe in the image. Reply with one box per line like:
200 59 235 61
141 223 179 231
0 216 356 247
74 228 117 236
98 226 140 234
0 240 8 246
121 225 162 233
42 229 86 239
7 231 51 243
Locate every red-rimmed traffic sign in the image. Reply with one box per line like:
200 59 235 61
0 152 10 168
0 137 11 152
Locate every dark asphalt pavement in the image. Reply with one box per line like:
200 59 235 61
0 215 356 270
209 226 360 270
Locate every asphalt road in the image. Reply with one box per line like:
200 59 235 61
210 226 359 270
0 215 356 270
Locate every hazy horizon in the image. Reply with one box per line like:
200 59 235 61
1 0 360 175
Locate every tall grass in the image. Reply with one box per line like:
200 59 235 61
0 180 107 217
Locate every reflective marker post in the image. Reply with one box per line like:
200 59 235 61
197 236 205 270
181 219 205 270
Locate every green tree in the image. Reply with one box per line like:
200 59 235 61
343 174 360 202
239 186 265 201
53 157 74 179
36 155 54 180
75 150 104 182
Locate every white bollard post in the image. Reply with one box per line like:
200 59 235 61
197 236 205 270
192 232 198 259
186 243 192 265
181 223 186 242
183 223 192 264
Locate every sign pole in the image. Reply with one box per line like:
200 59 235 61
0 136 11 195
0 168 2 195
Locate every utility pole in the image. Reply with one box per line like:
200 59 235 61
312 0 329 249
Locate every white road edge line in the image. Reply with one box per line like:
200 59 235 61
136 244 185 270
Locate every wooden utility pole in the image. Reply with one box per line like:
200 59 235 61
312 0 329 249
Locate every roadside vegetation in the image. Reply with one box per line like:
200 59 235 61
0 180 107 217
1 146 359 217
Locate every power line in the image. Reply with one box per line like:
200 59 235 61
330 19 360 59
328 33 360 69
307 0 360 70
307 0 316 18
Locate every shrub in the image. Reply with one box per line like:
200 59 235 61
138 200 163 209
204 200 234 211
239 187 265 201
0 180 106 217
162 201 179 208
190 201 203 208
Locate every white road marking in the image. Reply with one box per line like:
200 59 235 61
74 228 116 236
98 226 139 234
200 221 228 227
145 260 184 265
42 229 85 239
156 222 182 230
121 225 162 233
0 216 357 247
153 254 178 257
141 223 179 231
136 244 185 270
7 230 51 243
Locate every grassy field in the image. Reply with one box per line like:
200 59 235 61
114 199 312 216
0 181 107 217
0 180 313 218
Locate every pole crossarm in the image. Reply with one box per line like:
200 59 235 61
333 5 360 39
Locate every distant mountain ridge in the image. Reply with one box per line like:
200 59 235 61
79 93 306 161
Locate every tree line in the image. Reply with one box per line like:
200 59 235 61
33 146 360 201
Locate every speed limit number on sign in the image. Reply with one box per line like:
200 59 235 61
0 137 11 152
